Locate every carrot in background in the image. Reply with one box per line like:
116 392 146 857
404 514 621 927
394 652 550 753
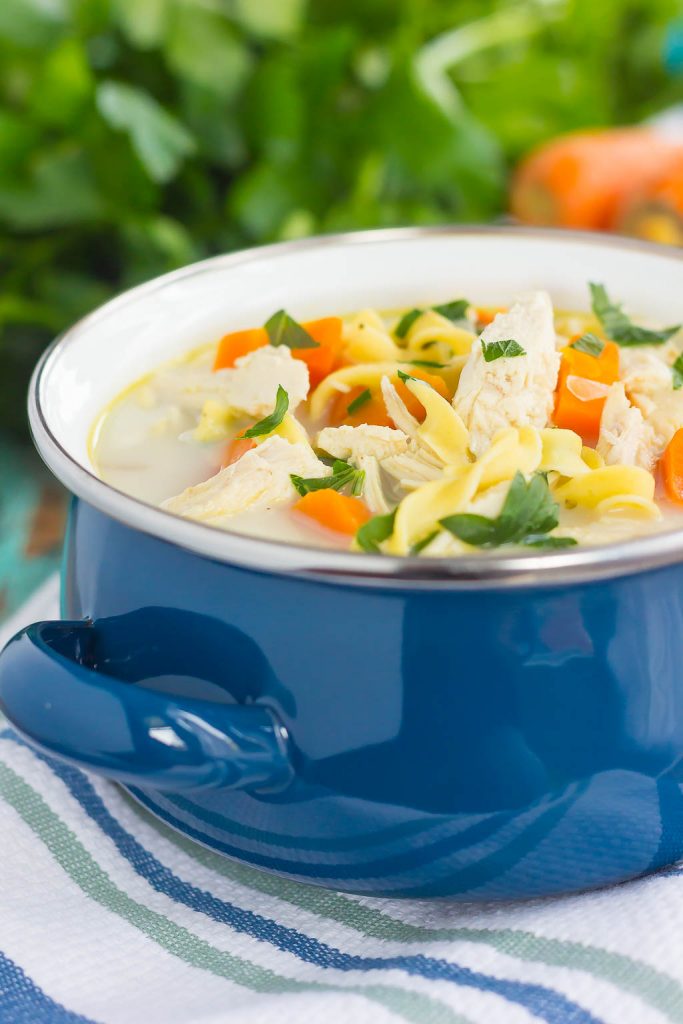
510 128 683 232
616 155 683 246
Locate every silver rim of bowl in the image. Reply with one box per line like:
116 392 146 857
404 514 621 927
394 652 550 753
29 224 683 590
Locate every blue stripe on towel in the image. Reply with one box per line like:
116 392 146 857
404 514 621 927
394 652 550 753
0 948 99 1024
4 735 603 1024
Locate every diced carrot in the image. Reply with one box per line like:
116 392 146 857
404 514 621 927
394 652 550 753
662 430 683 505
326 369 450 429
476 306 506 327
294 489 371 535
293 317 344 388
328 386 394 428
561 337 620 381
221 435 257 468
588 340 619 380
394 368 449 423
214 328 268 370
214 317 343 385
553 339 620 439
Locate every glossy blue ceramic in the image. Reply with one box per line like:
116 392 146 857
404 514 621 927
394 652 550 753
2 227 683 900
2 495 683 899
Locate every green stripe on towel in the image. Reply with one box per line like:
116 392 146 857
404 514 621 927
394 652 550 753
120 789 683 1023
0 757 471 1024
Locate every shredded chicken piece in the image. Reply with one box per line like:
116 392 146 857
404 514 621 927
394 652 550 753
317 424 409 462
453 291 560 457
152 346 310 417
616 345 683 458
381 451 444 489
356 454 391 514
597 383 655 471
640 388 683 457
317 420 439 499
620 345 675 416
162 436 326 524
380 377 421 437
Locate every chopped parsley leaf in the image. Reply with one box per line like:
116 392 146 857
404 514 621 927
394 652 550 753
522 534 578 549
355 509 397 552
571 333 605 357
411 530 440 554
394 308 422 339
395 299 471 339
407 359 447 368
347 388 371 415
672 353 683 390
481 338 526 362
397 369 420 384
264 309 319 349
440 471 577 550
291 458 365 497
589 283 680 346
242 386 289 438
432 298 469 322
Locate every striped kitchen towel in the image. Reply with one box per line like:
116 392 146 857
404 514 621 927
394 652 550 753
1 581 683 1024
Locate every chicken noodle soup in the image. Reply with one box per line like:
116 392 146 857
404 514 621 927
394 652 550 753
92 286 683 556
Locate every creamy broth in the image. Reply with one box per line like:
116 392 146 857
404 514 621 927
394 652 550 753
94 372 224 505
93 288 683 556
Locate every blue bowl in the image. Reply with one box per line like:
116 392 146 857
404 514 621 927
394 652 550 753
2 227 683 900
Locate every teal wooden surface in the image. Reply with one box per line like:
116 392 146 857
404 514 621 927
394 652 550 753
0 440 65 624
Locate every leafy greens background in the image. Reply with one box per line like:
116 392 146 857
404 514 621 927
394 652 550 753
0 0 680 434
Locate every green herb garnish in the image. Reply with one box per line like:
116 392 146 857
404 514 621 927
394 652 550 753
411 530 439 554
440 471 577 550
522 534 579 549
395 298 470 339
347 388 371 415
481 338 526 362
571 332 605 357
397 368 420 383
432 298 469 322
350 471 366 497
589 283 680 347
394 308 422 339
672 354 683 390
291 458 365 497
397 368 436 390
356 509 397 552
242 385 289 438
407 359 447 368
264 309 319 349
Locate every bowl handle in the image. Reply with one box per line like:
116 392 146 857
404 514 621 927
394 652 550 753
0 620 294 792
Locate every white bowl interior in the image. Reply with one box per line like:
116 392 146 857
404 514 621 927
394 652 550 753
38 229 683 473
